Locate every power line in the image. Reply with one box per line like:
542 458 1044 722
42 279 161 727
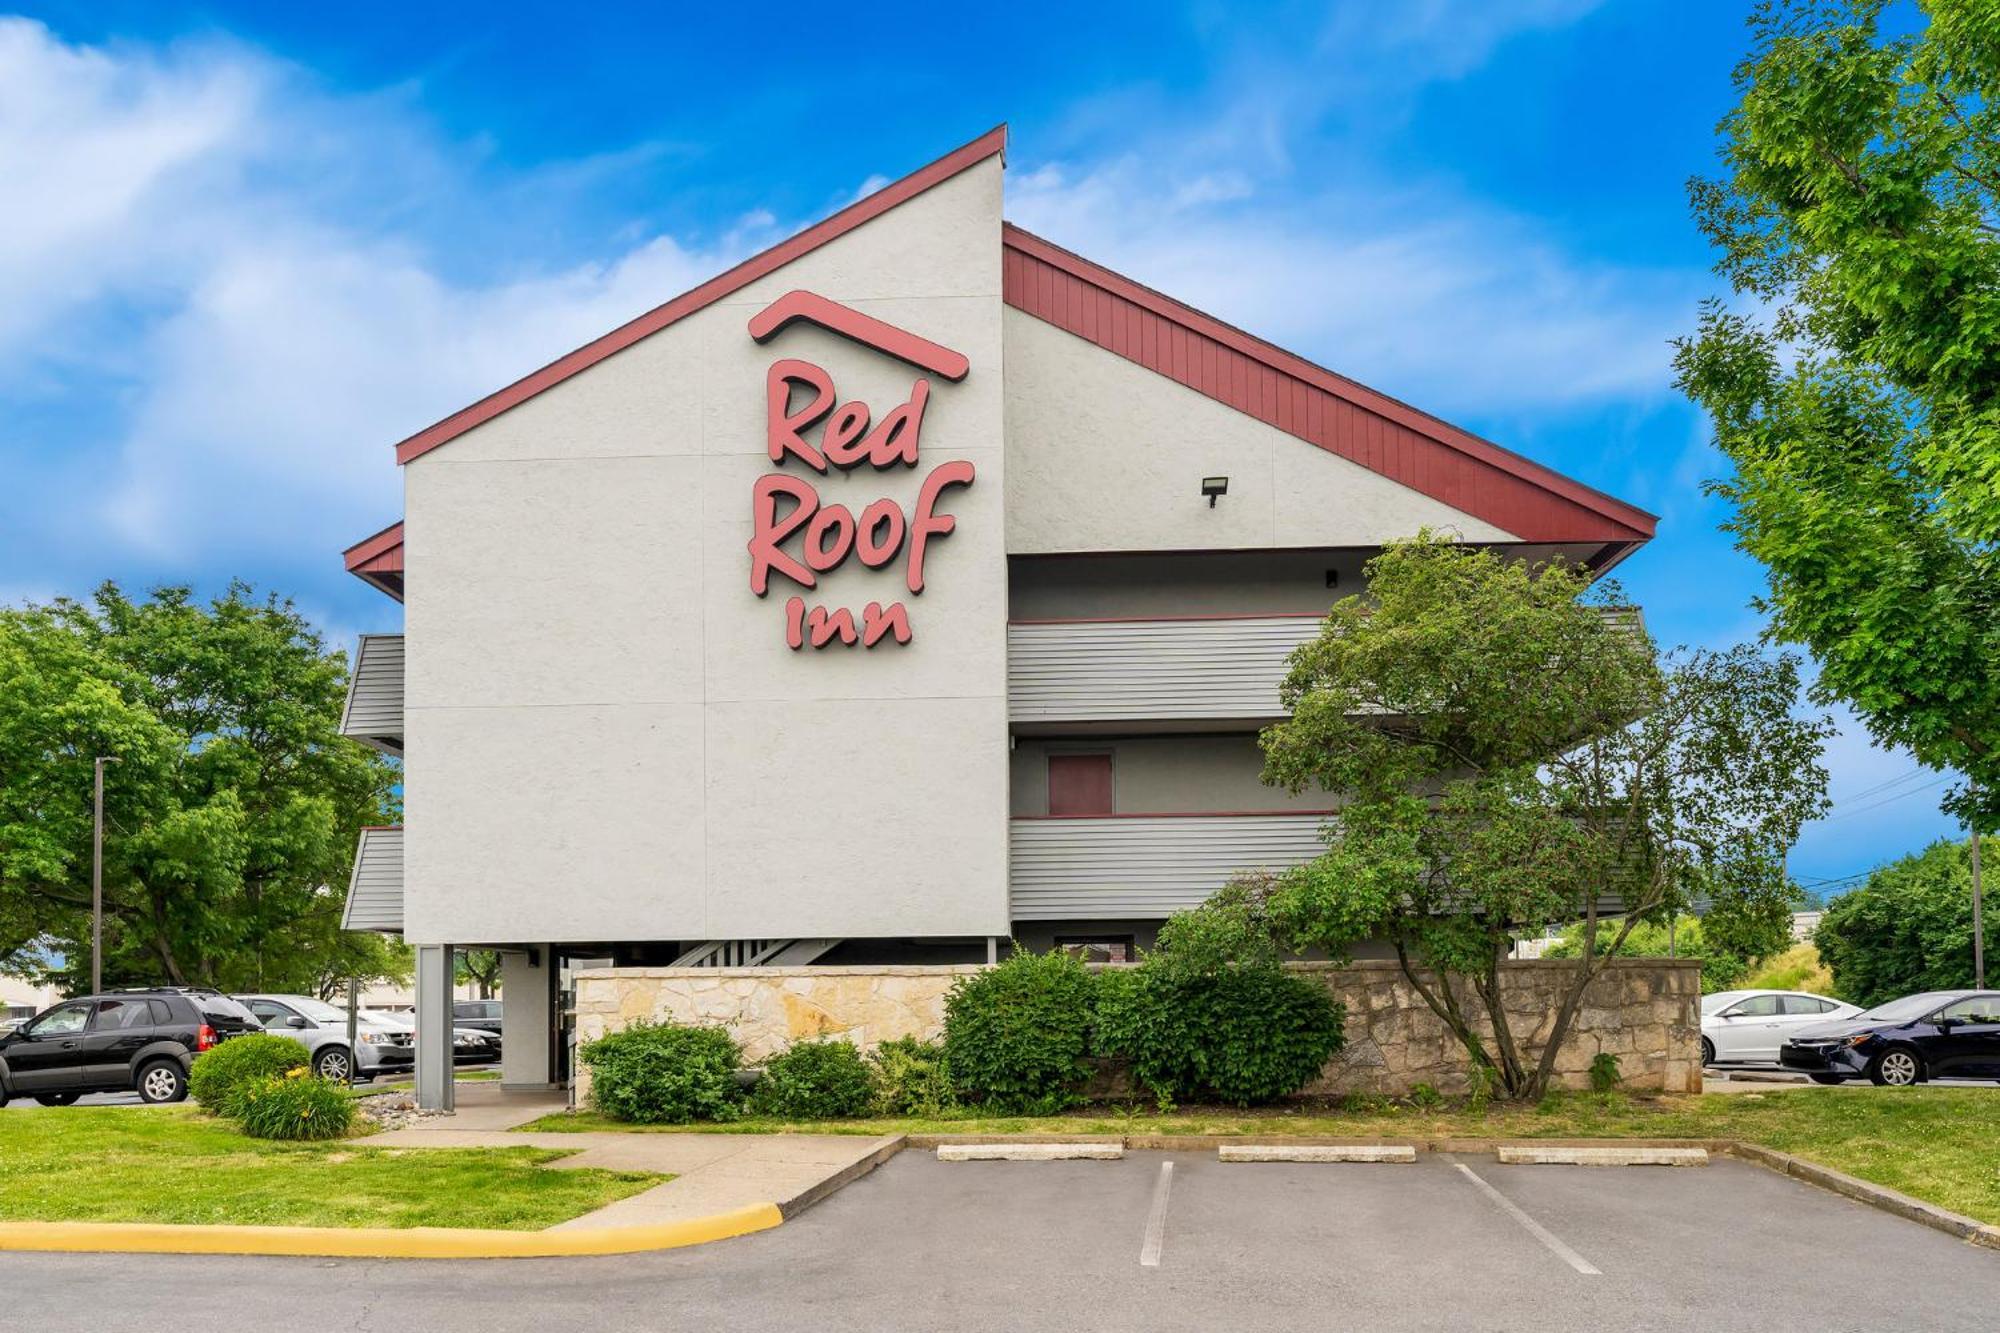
1840 773 1952 819
1834 765 1932 806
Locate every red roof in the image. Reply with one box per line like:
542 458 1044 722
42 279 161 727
342 520 405 602
1000 224 1654 553
344 127 1654 593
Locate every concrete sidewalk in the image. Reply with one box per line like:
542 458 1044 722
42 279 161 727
365 1087 900 1226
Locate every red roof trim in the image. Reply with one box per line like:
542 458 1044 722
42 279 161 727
392 126 1007 466
342 520 404 570
343 520 405 603
999 223 1657 547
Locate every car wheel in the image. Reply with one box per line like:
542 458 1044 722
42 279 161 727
136 1059 187 1104
1807 1073 1846 1085
34 1092 82 1106
313 1047 352 1082
1701 1038 1716 1066
1867 1048 1922 1087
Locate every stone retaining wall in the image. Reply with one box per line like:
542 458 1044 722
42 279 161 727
571 957 1702 1100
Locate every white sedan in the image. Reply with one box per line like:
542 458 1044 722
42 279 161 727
1701 989 1863 1067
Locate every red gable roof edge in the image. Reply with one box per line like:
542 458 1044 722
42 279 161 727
343 520 405 602
1000 222 1657 548
391 125 1008 466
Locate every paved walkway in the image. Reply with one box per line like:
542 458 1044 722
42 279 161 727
366 1085 898 1226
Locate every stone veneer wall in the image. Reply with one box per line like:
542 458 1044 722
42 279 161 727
570 958 1701 1102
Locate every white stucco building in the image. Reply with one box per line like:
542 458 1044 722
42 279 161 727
334 128 1656 1107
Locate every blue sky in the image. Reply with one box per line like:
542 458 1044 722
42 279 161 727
0 2 1965 892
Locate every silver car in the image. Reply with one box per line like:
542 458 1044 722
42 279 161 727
236 994 415 1082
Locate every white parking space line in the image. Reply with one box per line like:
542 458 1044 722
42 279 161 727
1138 1161 1175 1268
1451 1161 1601 1276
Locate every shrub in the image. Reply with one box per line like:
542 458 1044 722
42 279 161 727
580 1021 744 1124
868 1036 957 1117
750 1039 875 1120
943 948 1096 1113
1407 1082 1444 1111
1588 1052 1623 1094
236 1069 355 1140
1094 885 1345 1106
188 1033 309 1117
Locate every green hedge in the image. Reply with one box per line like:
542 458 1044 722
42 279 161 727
187 1034 309 1118
580 1021 744 1124
1096 884 1346 1106
942 948 1096 1113
1096 963 1344 1106
750 1039 875 1119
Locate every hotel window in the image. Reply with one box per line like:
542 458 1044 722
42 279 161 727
1047 752 1113 817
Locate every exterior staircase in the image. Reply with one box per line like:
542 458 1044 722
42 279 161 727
669 939 842 968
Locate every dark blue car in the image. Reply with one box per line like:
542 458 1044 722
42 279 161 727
1779 990 2000 1086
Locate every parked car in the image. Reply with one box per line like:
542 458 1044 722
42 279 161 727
236 993 416 1083
453 999 503 1041
0 987 260 1106
360 1008 500 1066
1780 990 2000 1086
1700 989 1864 1066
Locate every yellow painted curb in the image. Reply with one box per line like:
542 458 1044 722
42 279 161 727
0 1201 783 1259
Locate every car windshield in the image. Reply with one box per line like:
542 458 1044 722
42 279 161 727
1856 992 1961 1023
289 998 347 1023
1700 993 1747 1016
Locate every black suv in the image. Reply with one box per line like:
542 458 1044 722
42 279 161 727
0 988 261 1106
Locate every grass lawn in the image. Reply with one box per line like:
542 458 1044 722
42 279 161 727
523 1087 2000 1225
0 1107 664 1230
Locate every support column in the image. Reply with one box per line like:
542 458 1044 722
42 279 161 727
499 947 555 1088
415 943 456 1112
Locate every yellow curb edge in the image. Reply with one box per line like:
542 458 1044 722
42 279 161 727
0 1201 783 1260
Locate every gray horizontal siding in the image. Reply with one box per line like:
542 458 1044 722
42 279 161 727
1008 617 1319 724
340 633 404 754
1010 813 1328 920
343 826 404 932
1007 606 1647 726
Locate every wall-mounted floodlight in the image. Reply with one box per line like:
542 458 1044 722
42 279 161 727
1201 476 1229 508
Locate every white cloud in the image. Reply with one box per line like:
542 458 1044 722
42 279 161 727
1318 0 1608 81
0 19 257 355
0 19 765 568
1007 153 1699 415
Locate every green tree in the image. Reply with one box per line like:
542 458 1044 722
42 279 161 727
457 949 503 999
1263 537 1831 1100
1541 902 1805 996
0 583 403 992
1814 836 2000 1006
1675 0 2000 830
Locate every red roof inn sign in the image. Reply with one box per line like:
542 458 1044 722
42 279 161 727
745 292 973 651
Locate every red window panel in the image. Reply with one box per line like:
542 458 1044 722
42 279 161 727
1047 753 1113 817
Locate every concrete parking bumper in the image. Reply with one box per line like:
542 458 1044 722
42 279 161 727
1218 1144 1416 1163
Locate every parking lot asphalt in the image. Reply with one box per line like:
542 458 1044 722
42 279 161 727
2 1148 1996 1331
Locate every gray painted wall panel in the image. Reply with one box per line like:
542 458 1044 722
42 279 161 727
340 634 405 754
343 826 404 932
1009 813 1328 919
1008 616 1320 723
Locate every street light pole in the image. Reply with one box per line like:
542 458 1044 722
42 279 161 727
91 755 120 995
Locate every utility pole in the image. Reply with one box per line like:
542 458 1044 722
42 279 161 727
1972 782 1985 990
91 755 120 995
